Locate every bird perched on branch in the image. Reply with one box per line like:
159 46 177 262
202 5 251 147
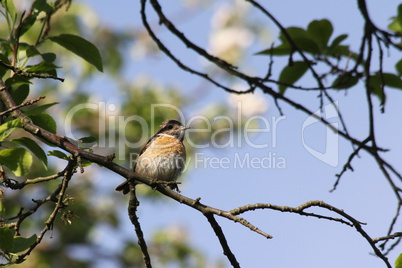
115 119 190 194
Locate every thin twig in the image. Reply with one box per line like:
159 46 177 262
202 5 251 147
16 158 76 263
205 213 240 268
231 200 391 267
374 232 402 243
230 201 354 226
140 2 253 95
0 96 46 117
127 185 152 268
330 137 371 192
4 171 63 190
0 60 65 82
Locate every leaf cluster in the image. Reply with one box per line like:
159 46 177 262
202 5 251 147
258 16 402 102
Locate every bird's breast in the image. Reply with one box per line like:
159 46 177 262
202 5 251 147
135 136 186 181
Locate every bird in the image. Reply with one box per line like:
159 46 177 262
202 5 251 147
115 119 190 194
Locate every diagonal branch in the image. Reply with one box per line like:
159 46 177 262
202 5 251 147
230 200 391 267
0 60 65 81
205 213 240 268
16 158 76 263
0 77 272 240
0 96 45 117
230 201 355 227
330 136 371 192
374 232 402 244
139 0 254 95
127 185 152 268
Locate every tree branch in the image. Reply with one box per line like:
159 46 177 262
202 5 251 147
0 60 65 82
127 185 152 268
16 158 76 263
374 232 402 244
3 169 64 190
0 96 46 117
205 213 240 268
230 201 355 227
330 137 370 192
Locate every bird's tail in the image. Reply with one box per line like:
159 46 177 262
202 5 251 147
115 180 131 195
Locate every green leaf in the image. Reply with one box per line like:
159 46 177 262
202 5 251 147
77 136 97 149
256 43 291 56
0 118 22 135
0 227 14 253
2 0 17 25
368 74 386 104
12 137 48 169
367 72 402 104
11 234 37 253
307 19 333 49
26 61 58 76
49 34 103 72
32 0 54 13
398 4 402 24
257 25 324 56
278 61 309 94
259 28 320 55
29 113 57 134
24 102 59 116
382 73 402 89
0 53 10 78
0 51 9 61
78 136 97 143
26 46 56 63
0 118 22 142
284 27 320 54
28 114 57 147
293 37 321 54
11 83 30 105
329 34 348 49
6 76 31 105
280 27 309 43
330 45 352 58
0 148 32 177
396 253 402 268
41 52 56 63
332 73 359 89
20 13 37 37
389 19 402 33
48 150 69 160
0 41 12 58
328 34 348 56
369 72 402 91
388 4 402 33
19 0 53 36
396 59 402 76
26 45 40 57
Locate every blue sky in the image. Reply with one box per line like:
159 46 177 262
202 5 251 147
76 1 402 267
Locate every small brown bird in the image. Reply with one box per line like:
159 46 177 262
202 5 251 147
115 119 190 194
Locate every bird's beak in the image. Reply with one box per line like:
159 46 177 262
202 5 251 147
182 126 191 130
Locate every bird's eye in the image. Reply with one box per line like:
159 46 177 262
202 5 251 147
167 124 173 130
